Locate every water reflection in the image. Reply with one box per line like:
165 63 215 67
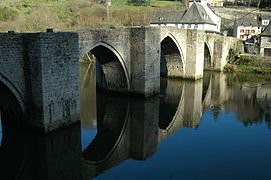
0 124 82 180
80 62 97 151
0 62 271 179
0 113 2 145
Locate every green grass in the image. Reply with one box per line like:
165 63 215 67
0 0 184 32
150 0 181 7
224 55 271 74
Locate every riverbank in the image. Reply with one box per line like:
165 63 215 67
224 55 271 74
0 0 182 32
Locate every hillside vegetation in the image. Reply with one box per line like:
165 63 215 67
0 0 183 32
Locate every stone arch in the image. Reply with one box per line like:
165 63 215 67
0 72 24 113
160 33 185 77
204 42 213 70
81 42 130 91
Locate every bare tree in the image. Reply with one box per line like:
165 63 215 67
184 0 189 9
257 0 261 8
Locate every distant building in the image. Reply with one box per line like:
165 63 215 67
233 15 271 41
259 23 271 56
233 17 261 41
224 0 235 2
150 11 186 27
150 0 221 33
208 0 224 7
260 15 271 28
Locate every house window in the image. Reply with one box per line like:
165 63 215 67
251 30 255 33
240 29 244 33
188 24 191 29
245 29 250 34
262 20 270 26
240 35 244 39
195 24 198 29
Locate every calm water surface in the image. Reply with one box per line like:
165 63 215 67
0 62 271 179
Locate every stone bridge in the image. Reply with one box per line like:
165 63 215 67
0 27 243 132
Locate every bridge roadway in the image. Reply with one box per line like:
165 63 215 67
0 27 243 132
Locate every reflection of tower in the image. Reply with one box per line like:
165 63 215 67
0 124 82 180
130 97 159 160
210 72 229 105
182 80 203 128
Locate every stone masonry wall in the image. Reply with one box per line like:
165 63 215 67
0 33 25 111
37 32 80 132
130 27 160 96
0 32 80 133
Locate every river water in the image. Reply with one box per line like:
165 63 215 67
0 62 271 179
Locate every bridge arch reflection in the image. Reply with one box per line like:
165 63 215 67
159 78 184 132
82 93 130 164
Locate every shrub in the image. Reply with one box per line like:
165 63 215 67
238 56 254 65
0 7 19 21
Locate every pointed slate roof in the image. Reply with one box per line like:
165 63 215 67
261 23 271 36
234 17 259 27
180 2 215 25
151 11 186 24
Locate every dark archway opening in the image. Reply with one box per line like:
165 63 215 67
0 81 23 129
160 37 183 77
204 43 212 70
0 81 24 179
81 45 128 92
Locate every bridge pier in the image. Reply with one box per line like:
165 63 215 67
213 36 228 71
23 32 80 133
184 30 205 80
130 27 161 96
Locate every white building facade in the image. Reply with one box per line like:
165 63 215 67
150 0 221 33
